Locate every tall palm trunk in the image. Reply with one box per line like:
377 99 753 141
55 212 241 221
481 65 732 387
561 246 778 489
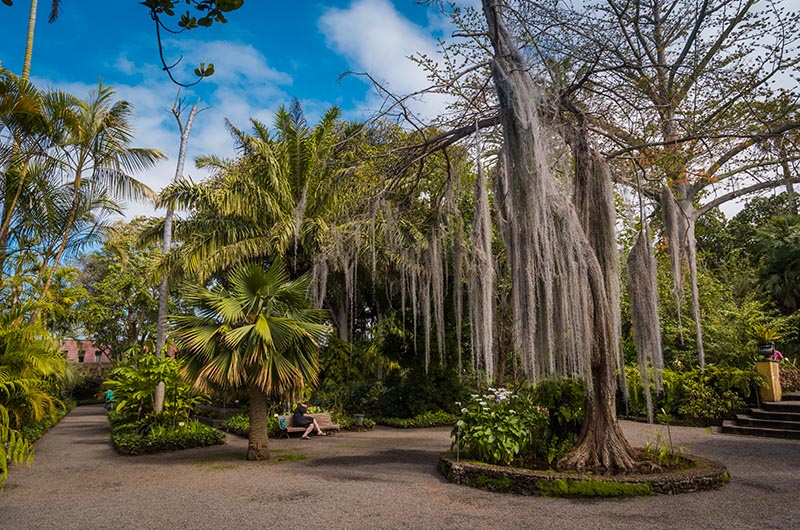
21 0 38 79
154 99 199 414
38 165 83 302
247 385 270 461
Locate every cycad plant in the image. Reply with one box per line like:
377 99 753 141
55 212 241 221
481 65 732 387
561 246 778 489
175 259 329 460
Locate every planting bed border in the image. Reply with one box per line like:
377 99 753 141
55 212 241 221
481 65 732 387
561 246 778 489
438 451 728 497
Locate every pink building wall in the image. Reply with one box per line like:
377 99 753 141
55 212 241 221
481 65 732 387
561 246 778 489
61 340 111 364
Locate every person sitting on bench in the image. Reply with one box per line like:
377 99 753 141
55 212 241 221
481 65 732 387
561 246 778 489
293 402 327 439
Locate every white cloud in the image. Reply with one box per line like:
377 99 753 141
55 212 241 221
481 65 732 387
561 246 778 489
318 0 452 122
32 39 300 220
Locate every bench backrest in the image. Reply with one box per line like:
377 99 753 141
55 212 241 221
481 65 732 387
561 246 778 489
280 412 337 429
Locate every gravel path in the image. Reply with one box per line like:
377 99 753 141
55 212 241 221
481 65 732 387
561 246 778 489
1 405 798 530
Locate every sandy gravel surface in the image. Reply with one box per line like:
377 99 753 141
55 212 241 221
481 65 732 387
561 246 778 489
1 405 798 530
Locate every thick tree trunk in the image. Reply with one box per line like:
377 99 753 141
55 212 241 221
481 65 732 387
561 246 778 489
247 385 270 461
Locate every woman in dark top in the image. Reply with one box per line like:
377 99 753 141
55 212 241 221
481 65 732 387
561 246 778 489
293 402 327 439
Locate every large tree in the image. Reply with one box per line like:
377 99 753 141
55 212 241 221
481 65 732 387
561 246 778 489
175 260 328 461
480 0 638 471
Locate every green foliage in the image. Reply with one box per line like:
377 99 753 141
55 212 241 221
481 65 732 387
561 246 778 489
642 430 686 468
219 412 250 436
754 214 800 313
20 400 74 443
74 219 169 362
0 313 66 486
67 375 104 402
218 412 282 438
111 419 224 455
452 381 584 467
376 411 456 428
624 364 760 424
529 377 585 440
376 366 467 418
104 352 208 425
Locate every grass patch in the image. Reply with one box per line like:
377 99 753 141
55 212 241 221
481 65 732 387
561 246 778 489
535 478 654 498
269 452 309 464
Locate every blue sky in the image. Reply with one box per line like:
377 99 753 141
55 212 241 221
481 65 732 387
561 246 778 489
1 0 471 216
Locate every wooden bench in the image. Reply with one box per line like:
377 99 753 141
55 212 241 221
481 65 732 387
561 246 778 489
278 413 340 438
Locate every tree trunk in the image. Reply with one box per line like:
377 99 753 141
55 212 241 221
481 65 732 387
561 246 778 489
247 384 270 461
154 99 199 414
22 0 38 79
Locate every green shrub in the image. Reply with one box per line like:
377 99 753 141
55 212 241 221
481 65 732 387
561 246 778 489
20 401 75 443
377 410 456 428
111 420 225 455
218 413 283 437
330 412 376 431
453 380 585 468
219 413 250 436
624 364 760 424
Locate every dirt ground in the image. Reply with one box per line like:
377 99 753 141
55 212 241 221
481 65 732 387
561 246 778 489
1 405 798 530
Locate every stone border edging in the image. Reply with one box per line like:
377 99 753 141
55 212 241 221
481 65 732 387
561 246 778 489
438 451 729 497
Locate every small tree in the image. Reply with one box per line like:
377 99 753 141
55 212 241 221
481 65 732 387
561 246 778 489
175 259 329 460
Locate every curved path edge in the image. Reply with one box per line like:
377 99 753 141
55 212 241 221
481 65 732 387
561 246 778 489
438 451 729 497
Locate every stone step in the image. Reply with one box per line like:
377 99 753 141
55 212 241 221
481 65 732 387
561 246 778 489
735 414 800 431
721 420 800 439
749 407 800 422
762 400 800 414
783 392 800 402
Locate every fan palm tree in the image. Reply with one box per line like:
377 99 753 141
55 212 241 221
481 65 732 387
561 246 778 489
38 80 164 300
175 259 329 461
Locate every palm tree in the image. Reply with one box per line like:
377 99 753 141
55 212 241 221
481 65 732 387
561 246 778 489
175 259 329 461
0 68 52 273
159 101 358 280
38 80 164 300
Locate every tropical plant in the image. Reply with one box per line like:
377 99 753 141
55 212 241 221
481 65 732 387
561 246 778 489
175 259 329 460
104 352 207 425
160 101 359 281
0 309 66 486
37 81 163 301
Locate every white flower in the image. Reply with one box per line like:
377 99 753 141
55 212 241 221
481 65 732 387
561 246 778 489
470 394 479 398
178 421 185 427
461 408 468 414
509 410 516 414
456 420 465 427
482 407 489 411
455 401 461 406
478 401 487 406
274 414 279 417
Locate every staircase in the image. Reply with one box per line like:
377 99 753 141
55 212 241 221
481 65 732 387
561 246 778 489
721 392 800 439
